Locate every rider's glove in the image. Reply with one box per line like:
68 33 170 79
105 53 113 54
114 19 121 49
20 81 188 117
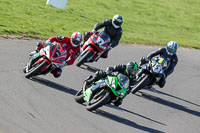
106 67 114 75
29 50 39 56
140 56 149 66
36 41 44 47
92 29 97 34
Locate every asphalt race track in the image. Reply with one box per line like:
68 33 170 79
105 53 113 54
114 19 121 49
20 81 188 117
0 39 200 133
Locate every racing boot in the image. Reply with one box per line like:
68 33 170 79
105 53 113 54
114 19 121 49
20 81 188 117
113 98 123 107
100 50 108 58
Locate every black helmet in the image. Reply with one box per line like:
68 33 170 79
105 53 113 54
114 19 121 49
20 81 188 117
126 61 138 78
112 14 123 28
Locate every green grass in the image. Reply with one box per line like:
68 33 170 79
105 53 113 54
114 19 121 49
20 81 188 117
0 0 200 48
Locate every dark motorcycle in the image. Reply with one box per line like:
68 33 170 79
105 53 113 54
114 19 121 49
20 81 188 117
131 57 168 94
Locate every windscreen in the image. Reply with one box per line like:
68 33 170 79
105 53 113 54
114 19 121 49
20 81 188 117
117 74 130 89
97 31 111 45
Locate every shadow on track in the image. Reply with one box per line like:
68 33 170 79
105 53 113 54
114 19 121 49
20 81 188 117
136 87 200 107
106 104 166 126
136 92 200 118
93 109 164 133
30 76 77 95
152 89 200 107
78 64 102 73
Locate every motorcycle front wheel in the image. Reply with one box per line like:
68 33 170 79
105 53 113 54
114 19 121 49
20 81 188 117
76 50 93 67
86 89 111 111
75 89 85 104
131 74 150 94
25 60 48 79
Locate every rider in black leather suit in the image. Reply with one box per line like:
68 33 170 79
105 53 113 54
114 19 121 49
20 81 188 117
140 41 178 88
84 14 123 59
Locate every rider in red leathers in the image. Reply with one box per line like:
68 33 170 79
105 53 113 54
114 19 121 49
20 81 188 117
30 32 82 78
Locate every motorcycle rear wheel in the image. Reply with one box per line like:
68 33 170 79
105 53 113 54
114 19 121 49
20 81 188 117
25 60 48 79
76 50 93 67
86 89 110 111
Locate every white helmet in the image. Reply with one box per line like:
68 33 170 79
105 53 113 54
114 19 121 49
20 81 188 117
71 32 82 47
112 14 123 28
166 41 178 55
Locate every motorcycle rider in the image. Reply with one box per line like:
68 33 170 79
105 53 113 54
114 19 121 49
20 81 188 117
85 61 138 106
83 14 123 59
140 41 178 88
30 32 82 78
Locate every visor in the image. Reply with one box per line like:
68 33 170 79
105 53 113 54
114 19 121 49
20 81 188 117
113 20 122 26
72 38 81 46
128 68 137 75
167 47 176 55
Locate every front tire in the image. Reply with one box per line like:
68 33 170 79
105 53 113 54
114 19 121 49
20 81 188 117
86 89 111 111
75 89 85 104
131 75 150 94
25 60 48 79
76 50 93 67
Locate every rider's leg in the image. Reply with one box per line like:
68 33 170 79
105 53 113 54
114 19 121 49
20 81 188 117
100 50 109 58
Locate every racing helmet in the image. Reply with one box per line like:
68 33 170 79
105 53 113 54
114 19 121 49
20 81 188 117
126 61 138 78
112 14 123 28
166 41 178 55
71 32 82 47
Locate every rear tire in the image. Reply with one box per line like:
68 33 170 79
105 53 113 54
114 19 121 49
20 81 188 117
131 75 150 94
25 61 48 79
75 89 85 104
86 89 111 111
76 50 93 67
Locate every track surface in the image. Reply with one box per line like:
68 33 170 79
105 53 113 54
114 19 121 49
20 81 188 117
0 39 200 133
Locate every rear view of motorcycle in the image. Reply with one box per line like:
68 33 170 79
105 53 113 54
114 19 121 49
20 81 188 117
75 72 129 111
23 42 67 78
76 31 111 67
131 57 168 94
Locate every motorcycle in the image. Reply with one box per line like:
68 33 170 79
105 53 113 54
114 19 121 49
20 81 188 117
76 31 111 67
75 72 129 111
23 42 67 78
131 57 168 94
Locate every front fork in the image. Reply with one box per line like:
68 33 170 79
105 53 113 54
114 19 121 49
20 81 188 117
25 52 41 72
83 81 107 103
136 68 144 81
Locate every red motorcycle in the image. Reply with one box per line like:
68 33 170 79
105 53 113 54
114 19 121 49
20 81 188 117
76 31 111 67
23 42 67 78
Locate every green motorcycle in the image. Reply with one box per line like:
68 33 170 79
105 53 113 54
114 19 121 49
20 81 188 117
75 73 130 111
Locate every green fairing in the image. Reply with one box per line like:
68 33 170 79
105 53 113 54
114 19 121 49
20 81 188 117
83 88 92 103
107 76 127 98
83 74 128 103
83 79 104 103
